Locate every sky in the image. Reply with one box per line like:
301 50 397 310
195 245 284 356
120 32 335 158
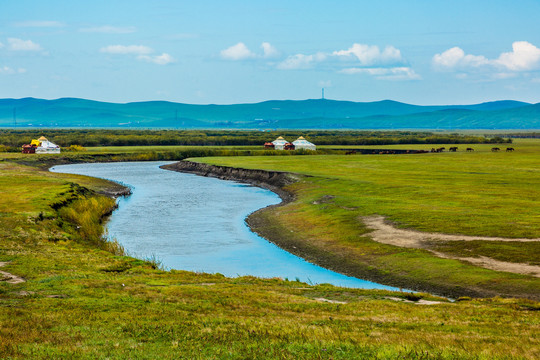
1 0 540 105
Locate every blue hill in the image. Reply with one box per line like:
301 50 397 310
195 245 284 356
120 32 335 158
0 97 536 129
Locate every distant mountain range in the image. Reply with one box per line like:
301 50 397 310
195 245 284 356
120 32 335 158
0 97 538 129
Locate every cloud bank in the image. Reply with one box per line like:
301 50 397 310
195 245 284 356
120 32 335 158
433 41 540 74
8 38 43 51
100 44 174 65
277 43 419 80
100 45 153 55
220 42 279 60
220 43 256 60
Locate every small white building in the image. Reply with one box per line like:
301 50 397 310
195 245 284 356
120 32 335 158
272 136 289 150
35 136 61 154
292 136 316 151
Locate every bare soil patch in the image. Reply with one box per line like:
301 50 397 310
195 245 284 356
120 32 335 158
363 215 540 277
0 262 25 284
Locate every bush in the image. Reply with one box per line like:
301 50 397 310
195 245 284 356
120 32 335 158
66 144 87 152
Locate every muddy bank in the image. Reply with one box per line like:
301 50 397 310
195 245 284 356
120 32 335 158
161 161 299 204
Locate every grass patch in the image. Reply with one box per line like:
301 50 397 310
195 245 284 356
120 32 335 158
429 240 540 265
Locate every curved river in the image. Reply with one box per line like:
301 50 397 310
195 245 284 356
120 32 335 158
51 161 398 290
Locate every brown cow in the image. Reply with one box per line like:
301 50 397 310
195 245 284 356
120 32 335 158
506 147 515 152
491 147 500 152
466 148 474 152
449 146 458 152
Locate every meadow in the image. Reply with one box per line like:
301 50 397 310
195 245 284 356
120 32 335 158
0 137 538 358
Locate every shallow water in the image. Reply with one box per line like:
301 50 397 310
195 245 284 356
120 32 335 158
51 161 398 290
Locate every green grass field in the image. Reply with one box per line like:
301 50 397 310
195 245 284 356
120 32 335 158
0 139 539 358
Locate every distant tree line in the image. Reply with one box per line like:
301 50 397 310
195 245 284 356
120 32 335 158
0 129 511 151
493 132 539 139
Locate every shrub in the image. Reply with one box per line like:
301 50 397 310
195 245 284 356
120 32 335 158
66 144 87 152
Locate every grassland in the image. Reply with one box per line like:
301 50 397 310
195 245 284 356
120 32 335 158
196 139 540 299
0 140 539 358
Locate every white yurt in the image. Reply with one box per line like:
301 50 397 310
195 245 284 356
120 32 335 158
292 136 316 151
35 136 61 154
272 136 288 150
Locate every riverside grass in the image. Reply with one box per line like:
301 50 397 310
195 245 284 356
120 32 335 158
0 143 539 358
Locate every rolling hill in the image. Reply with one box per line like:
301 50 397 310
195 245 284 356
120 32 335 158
0 97 537 129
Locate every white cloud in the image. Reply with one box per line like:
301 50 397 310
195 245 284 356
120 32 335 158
15 20 65 28
340 67 421 80
433 41 540 74
100 45 174 65
333 44 404 66
8 38 43 51
80 25 136 34
277 43 406 70
138 53 175 65
220 42 279 60
0 66 26 74
261 42 279 58
100 45 153 55
220 42 256 60
277 53 326 70
495 41 540 71
276 43 416 80
433 47 490 70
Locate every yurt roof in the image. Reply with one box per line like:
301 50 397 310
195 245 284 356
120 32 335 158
273 137 288 143
293 138 314 145
38 136 48 141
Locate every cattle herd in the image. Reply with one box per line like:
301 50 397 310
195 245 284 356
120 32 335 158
344 146 515 155
430 146 515 153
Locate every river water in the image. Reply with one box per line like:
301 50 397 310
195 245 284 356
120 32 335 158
51 161 398 290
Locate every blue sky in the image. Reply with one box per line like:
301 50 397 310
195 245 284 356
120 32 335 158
1 0 540 104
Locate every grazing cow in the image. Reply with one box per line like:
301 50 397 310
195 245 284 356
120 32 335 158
430 148 436 153
506 147 515 152
491 147 500 152
466 148 474 152
437 147 445 152
449 146 458 152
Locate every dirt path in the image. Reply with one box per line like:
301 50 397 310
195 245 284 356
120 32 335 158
0 262 25 284
362 215 540 277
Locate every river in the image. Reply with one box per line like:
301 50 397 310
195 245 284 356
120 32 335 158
51 161 398 290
